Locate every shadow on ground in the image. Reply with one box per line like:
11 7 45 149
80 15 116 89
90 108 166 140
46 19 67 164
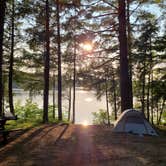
0 125 165 166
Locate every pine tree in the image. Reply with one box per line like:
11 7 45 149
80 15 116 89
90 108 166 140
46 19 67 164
56 0 62 121
0 0 7 117
43 0 50 123
8 0 15 115
118 0 132 112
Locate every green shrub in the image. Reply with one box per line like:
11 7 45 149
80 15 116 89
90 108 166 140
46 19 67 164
15 99 43 122
92 109 109 125
6 100 69 130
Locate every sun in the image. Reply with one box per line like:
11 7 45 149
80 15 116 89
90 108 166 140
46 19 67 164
80 42 93 52
85 97 93 102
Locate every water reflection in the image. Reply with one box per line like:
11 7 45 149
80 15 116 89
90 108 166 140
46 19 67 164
13 88 106 124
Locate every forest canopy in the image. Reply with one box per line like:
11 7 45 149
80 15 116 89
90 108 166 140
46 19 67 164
0 0 165 125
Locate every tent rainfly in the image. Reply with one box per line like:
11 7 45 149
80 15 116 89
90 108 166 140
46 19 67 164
113 109 158 136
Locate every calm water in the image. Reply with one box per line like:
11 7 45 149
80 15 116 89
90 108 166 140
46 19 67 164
13 88 107 124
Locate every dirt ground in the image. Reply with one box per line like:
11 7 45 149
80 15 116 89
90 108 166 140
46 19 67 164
0 124 166 166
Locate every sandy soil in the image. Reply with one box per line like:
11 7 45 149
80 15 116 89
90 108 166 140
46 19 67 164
0 124 165 166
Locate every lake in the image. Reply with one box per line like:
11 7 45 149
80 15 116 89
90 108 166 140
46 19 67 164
13 88 107 124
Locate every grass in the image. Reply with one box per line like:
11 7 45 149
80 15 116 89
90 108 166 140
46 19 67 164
5 119 43 130
5 118 70 131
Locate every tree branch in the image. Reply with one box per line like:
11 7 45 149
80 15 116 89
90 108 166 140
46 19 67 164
102 0 118 10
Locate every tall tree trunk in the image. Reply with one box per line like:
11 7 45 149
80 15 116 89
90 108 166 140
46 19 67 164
151 100 154 125
149 37 154 125
146 71 150 121
105 79 110 125
52 72 56 119
112 72 117 120
29 90 33 102
68 83 72 122
9 0 15 115
72 40 76 124
43 0 50 123
0 0 6 117
151 71 154 124
56 0 62 121
141 58 146 115
156 103 159 124
158 99 165 125
118 0 132 112
126 0 133 108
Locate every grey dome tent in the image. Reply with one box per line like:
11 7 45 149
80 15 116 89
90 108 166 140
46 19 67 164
113 109 158 136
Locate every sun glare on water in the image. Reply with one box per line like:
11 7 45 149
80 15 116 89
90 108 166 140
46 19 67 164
82 120 89 127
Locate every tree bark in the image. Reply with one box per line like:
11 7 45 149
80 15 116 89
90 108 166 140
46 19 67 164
105 79 110 125
151 71 154 125
112 71 117 120
158 99 165 125
149 37 154 125
72 40 76 124
52 72 56 119
43 0 50 123
156 103 159 124
118 0 132 112
146 71 150 121
126 0 133 108
56 0 62 121
68 83 72 122
141 60 146 115
0 0 6 117
9 0 15 115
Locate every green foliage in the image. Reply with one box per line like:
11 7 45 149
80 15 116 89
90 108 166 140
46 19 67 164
5 119 42 130
47 105 58 122
92 109 109 125
14 99 66 122
161 111 166 125
1 0 165 127
6 99 43 130
15 99 43 121
6 100 60 130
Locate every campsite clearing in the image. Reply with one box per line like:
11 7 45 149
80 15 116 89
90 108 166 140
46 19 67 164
0 124 166 166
